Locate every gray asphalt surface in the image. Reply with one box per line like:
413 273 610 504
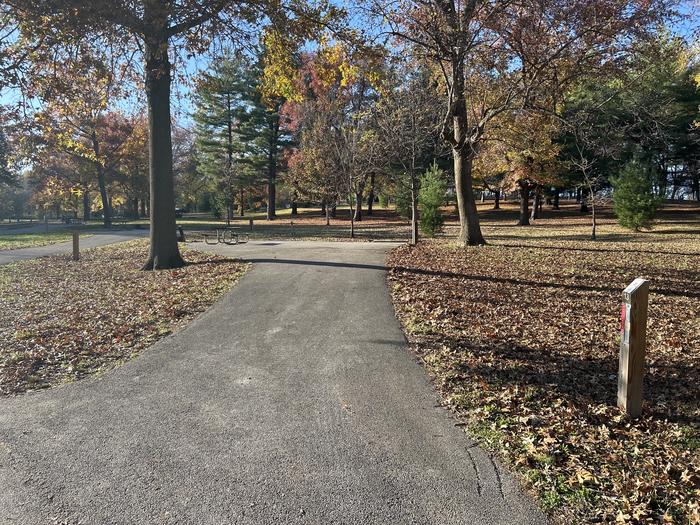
0 230 147 265
0 240 547 524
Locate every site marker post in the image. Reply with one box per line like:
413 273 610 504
617 278 650 418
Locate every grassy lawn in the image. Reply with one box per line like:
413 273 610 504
0 239 248 395
175 207 412 241
0 231 92 250
387 202 699 524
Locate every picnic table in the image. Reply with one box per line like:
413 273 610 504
177 226 249 245
216 227 249 245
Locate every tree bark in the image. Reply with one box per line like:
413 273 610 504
410 180 419 245
354 190 363 221
291 201 298 217
493 190 500 210
141 17 184 270
82 190 91 220
518 182 530 226
239 188 244 216
91 133 112 228
453 147 485 244
553 189 560 209
367 173 375 216
580 188 589 213
451 57 485 246
266 113 279 220
531 187 541 221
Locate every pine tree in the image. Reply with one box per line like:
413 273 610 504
418 163 446 237
612 160 662 230
193 57 249 223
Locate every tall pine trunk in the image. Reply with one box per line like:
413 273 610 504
141 21 184 270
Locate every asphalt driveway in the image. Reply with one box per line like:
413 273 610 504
0 240 546 524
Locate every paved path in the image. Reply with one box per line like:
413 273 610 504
0 230 148 265
0 241 546 524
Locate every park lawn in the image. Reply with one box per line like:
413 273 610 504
176 207 411 242
0 239 249 395
0 231 92 250
387 203 699 525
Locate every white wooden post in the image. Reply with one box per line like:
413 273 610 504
617 278 649 418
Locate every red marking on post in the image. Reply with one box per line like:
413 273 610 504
620 304 626 333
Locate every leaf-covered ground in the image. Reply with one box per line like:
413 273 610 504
0 239 248 395
387 203 699 524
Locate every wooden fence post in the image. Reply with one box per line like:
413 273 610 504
617 278 650 418
72 230 80 261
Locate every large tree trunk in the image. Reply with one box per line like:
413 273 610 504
354 190 363 221
452 101 486 246
91 134 112 228
367 173 375 216
82 190 91 220
580 187 589 213
453 147 485 244
451 59 485 246
239 188 244 216
493 190 500 210
552 189 560 209
141 23 184 270
518 182 530 226
96 167 111 227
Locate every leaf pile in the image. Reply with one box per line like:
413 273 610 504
387 206 699 524
0 239 249 395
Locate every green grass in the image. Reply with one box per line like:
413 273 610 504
0 232 93 251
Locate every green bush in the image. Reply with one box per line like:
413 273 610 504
419 163 446 237
612 160 661 230
378 193 389 208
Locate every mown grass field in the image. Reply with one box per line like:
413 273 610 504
388 201 699 524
